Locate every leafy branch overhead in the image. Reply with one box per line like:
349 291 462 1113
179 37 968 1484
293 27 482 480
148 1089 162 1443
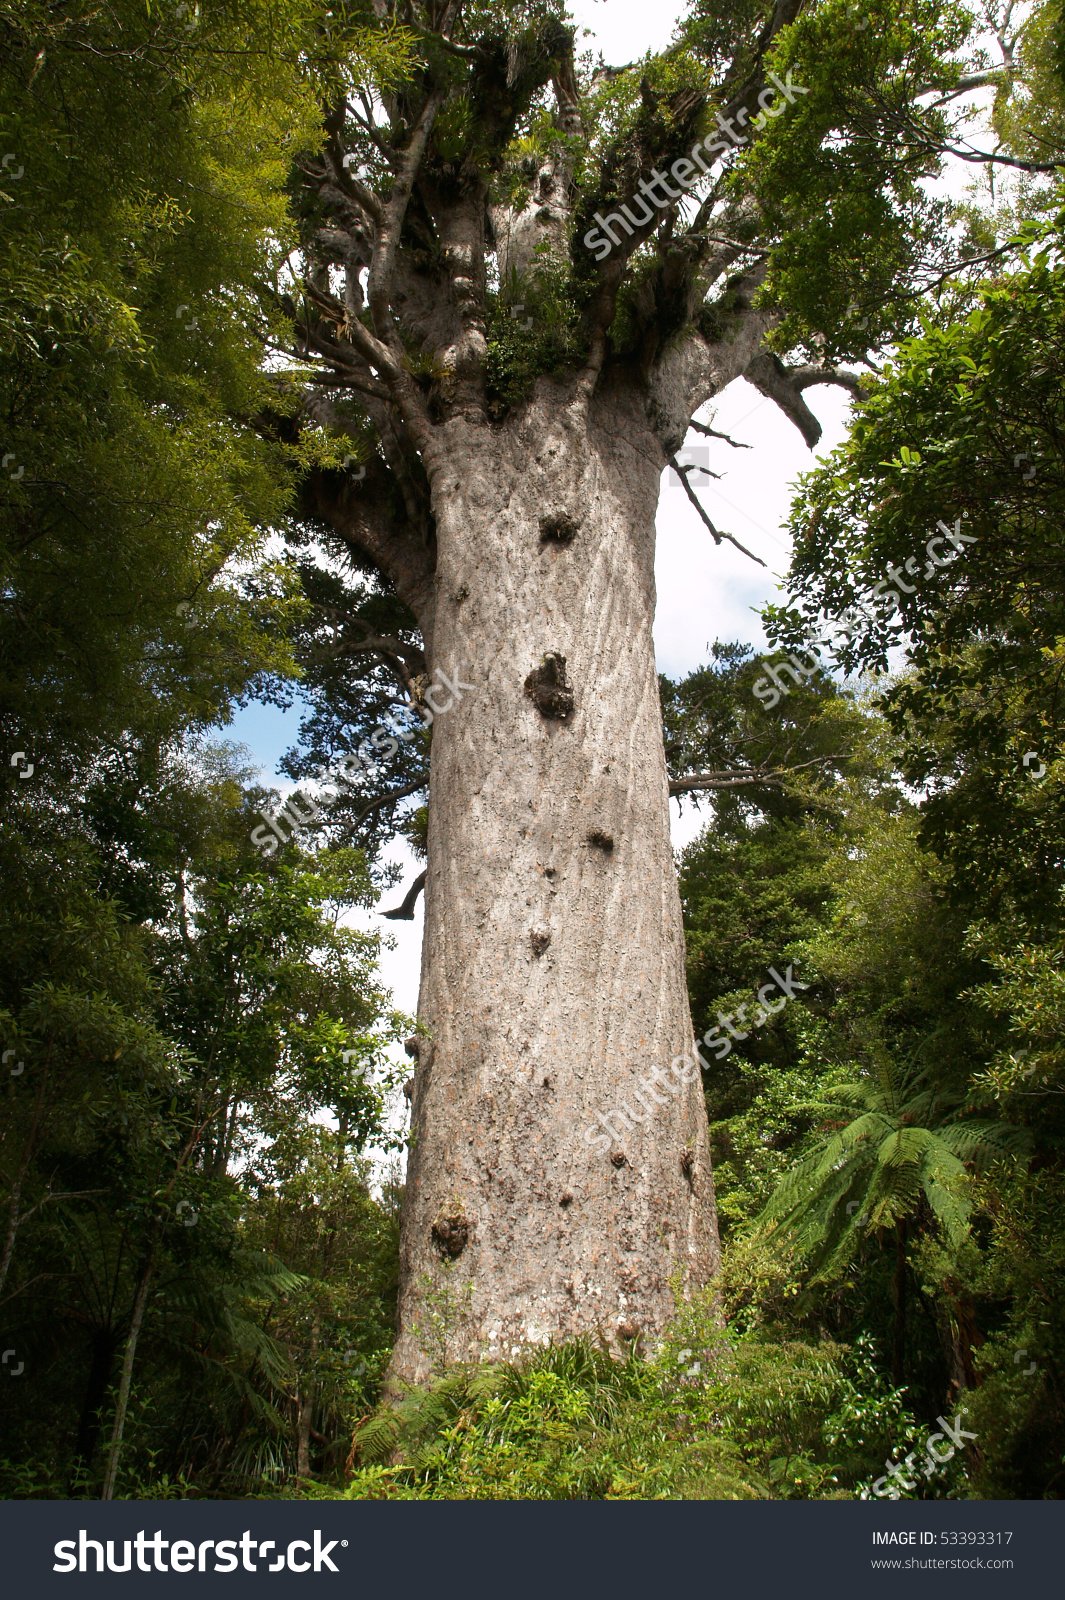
279 0 1019 611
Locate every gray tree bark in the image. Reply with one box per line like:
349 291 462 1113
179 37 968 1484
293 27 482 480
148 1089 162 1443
387 377 722 1382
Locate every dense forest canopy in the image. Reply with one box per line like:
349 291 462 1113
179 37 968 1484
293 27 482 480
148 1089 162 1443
1 0 1064 1499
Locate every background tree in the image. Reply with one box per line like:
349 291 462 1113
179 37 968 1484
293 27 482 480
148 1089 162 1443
0 741 405 1497
714 85 1065 1480
0 0 410 1495
665 644 1053 1485
0 0 327 781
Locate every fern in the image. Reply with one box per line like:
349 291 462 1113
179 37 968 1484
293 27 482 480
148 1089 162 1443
757 1057 1029 1281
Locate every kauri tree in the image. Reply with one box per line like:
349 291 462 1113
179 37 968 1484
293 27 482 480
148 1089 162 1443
281 0 1023 1382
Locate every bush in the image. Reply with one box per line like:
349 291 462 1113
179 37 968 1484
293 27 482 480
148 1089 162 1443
332 1298 919 1501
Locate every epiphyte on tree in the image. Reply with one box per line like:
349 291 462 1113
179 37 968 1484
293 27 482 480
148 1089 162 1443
524 653 574 719
431 1202 470 1260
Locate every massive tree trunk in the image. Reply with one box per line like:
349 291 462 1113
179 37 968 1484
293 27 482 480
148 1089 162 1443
389 379 718 1381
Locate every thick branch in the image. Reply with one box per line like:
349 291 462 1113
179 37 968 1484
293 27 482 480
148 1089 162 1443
298 466 436 627
317 111 386 223
381 868 427 920
368 87 447 359
744 351 826 448
789 363 867 398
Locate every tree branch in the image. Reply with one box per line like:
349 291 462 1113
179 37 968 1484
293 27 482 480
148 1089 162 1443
346 780 425 834
670 752 849 796
744 351 827 448
368 86 447 360
914 67 1010 101
789 363 867 398
668 452 766 567
691 418 752 449
381 868 427 920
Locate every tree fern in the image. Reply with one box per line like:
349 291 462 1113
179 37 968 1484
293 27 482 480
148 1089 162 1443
756 1054 1028 1378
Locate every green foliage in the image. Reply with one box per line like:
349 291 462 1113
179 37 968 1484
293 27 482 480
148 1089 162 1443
769 220 1065 922
484 259 587 407
957 1169 1065 1496
0 735 404 1498
745 0 974 362
758 1058 1026 1278
0 0 321 773
337 1304 917 1500
989 0 1065 220
668 637 1063 1489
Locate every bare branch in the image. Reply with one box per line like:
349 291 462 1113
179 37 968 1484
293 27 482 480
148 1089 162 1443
691 418 752 450
348 780 426 832
937 140 1064 174
668 452 767 567
670 752 849 796
675 459 723 481
308 606 427 700
319 106 387 222
914 67 1010 99
293 313 393 400
408 19 485 60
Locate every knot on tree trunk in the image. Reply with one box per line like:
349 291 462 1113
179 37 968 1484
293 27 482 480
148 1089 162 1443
524 653 574 720
539 512 579 545
404 1036 421 1060
431 1202 470 1260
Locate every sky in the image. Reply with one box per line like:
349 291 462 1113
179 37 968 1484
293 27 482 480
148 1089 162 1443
225 0 982 1028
